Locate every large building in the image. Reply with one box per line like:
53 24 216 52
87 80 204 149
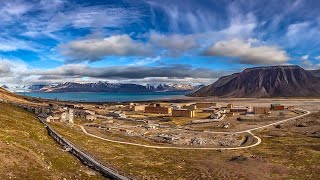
230 106 248 113
132 105 147 112
271 104 285 111
172 109 196 118
195 102 218 109
145 104 172 114
254 107 270 114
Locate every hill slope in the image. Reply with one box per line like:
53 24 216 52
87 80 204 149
0 102 103 179
189 65 320 98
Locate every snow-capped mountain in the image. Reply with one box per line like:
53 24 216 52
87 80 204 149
1 82 204 93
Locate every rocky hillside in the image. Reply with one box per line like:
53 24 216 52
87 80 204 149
309 69 320 78
189 65 320 98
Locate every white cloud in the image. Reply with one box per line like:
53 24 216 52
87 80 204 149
301 55 309 60
0 58 30 85
129 56 161 66
315 56 320 60
0 36 39 52
203 38 289 65
0 0 33 21
59 35 154 62
285 21 320 49
149 32 198 56
299 54 316 69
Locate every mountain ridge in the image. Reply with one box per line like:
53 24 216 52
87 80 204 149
189 65 320 98
2 82 203 93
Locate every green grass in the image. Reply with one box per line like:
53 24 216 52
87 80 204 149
0 102 104 179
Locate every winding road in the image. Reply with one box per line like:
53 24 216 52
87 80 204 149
79 109 310 150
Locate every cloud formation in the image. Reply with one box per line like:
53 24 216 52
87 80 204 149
149 32 198 56
203 39 289 65
33 64 224 80
0 58 226 86
59 35 154 62
0 58 29 84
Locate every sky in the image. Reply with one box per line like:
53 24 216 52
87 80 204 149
1 0 320 86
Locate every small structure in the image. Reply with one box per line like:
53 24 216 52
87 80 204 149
202 108 216 113
96 114 112 119
109 111 127 118
171 104 181 110
254 107 270 114
172 109 196 118
143 123 160 129
271 104 285 111
227 103 234 108
86 114 96 121
182 104 197 110
210 111 222 120
46 115 60 122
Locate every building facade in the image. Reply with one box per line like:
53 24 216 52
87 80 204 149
196 102 218 109
172 109 196 118
145 104 172 114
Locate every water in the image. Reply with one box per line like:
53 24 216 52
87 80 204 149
17 91 189 102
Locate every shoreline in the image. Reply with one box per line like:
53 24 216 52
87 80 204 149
15 91 320 105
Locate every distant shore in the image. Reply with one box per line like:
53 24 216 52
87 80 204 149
16 91 193 104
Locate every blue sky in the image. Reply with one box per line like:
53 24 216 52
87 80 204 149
0 0 320 85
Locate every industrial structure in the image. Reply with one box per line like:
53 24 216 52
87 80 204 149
172 109 196 118
145 104 172 114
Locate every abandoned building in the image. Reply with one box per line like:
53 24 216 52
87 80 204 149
271 104 285 111
182 104 197 110
254 107 270 114
196 102 218 109
131 105 147 112
109 111 127 118
172 109 196 118
86 114 96 121
210 111 222 120
227 103 234 108
145 104 172 114
229 106 248 113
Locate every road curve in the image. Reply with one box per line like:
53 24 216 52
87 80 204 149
78 109 310 150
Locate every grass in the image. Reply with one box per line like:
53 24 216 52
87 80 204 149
49 112 320 179
0 102 104 179
250 132 320 179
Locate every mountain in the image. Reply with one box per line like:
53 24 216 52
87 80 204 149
309 69 320 78
155 84 199 92
1 85 9 89
39 82 152 92
189 65 320 98
37 82 202 93
1 84 49 92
